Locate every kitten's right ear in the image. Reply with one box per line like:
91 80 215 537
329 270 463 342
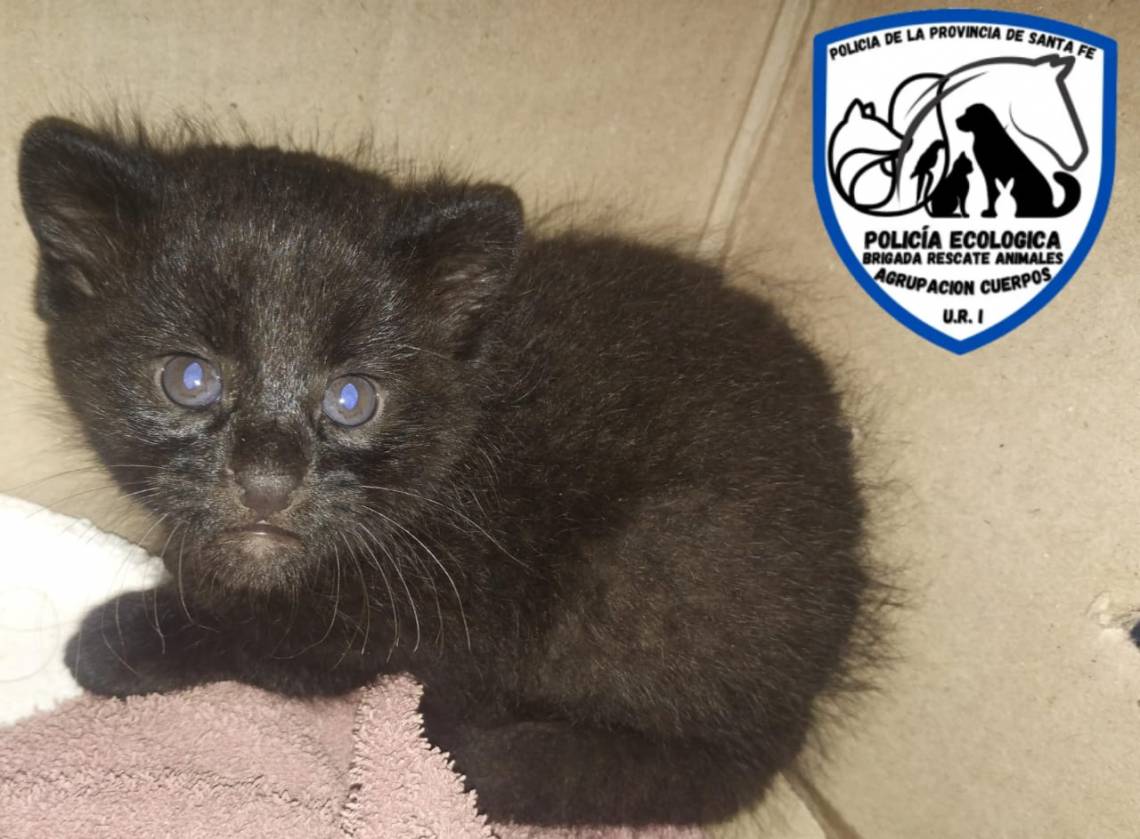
19 118 159 319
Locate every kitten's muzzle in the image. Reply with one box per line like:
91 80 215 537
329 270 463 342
228 417 310 519
235 468 300 518
230 521 302 547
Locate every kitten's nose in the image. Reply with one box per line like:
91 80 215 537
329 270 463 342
236 469 300 518
229 418 309 519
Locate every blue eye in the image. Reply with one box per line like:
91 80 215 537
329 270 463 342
322 376 379 427
161 355 222 408
183 361 204 392
340 382 359 412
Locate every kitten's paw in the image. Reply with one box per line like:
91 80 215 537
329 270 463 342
64 589 216 697
65 623 152 697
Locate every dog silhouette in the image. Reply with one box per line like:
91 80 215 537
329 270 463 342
926 152 973 217
955 103 1080 217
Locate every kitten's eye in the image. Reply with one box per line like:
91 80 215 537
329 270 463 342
161 355 222 408
322 376 379 427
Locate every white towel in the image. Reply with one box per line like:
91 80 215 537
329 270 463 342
0 494 163 723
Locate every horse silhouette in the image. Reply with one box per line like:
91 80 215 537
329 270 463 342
828 53 1086 217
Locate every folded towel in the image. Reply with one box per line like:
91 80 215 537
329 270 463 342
0 495 699 837
0 671 702 838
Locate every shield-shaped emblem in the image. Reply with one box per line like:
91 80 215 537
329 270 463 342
813 10 1116 353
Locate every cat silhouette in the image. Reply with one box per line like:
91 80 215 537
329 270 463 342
828 99 905 210
926 152 973 218
955 103 1080 217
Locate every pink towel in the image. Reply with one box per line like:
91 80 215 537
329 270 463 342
0 674 699 839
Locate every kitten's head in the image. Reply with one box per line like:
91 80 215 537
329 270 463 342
18 118 523 602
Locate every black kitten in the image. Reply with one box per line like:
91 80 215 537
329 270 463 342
19 117 878 827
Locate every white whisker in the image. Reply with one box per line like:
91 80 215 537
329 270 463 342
358 519 421 652
360 483 528 571
361 504 471 653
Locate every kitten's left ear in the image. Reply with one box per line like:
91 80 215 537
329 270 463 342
19 118 160 318
388 181 524 354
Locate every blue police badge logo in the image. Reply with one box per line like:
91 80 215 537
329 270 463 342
813 10 1116 353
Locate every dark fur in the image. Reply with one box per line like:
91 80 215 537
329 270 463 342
955 102 1080 218
18 117 879 827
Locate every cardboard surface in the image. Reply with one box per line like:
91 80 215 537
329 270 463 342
729 1 1140 836
1 1 1137 836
